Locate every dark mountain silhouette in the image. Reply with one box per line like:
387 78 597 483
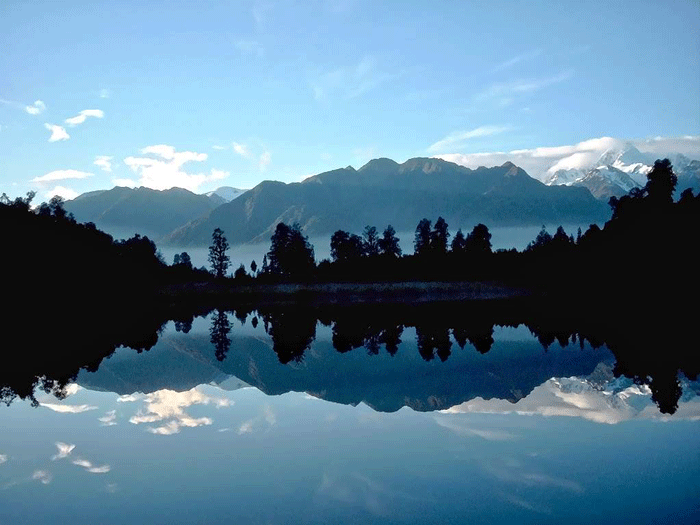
163 158 607 246
65 186 219 241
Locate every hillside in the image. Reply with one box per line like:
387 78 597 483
164 158 607 246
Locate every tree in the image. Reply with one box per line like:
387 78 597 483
267 222 315 278
362 226 380 257
234 263 248 279
451 228 466 254
208 228 230 278
414 218 432 256
250 259 258 275
378 225 402 258
646 158 677 206
430 217 450 255
330 230 363 263
464 223 492 254
173 251 192 268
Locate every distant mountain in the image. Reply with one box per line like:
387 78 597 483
545 143 700 200
204 186 248 204
163 157 607 247
65 186 219 241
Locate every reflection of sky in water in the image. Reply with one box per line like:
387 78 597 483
1 312 699 524
1 384 699 524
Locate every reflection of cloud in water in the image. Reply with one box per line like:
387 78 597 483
442 376 700 424
51 442 75 460
503 493 551 515
237 404 277 435
483 457 583 497
117 394 140 403
40 402 97 413
433 416 516 441
128 387 231 435
99 410 117 426
32 470 52 484
72 458 111 474
0 454 7 465
316 472 420 517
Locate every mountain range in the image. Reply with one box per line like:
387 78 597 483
65 149 698 247
544 144 700 201
162 158 607 246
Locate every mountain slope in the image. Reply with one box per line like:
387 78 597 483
65 186 219 241
163 157 607 246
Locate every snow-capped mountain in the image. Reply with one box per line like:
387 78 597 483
204 186 248 205
545 142 700 200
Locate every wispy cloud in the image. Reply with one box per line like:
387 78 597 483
99 410 117 426
0 454 7 465
259 151 271 171
235 39 264 57
65 109 104 126
32 470 52 484
490 49 542 74
25 100 46 115
40 402 97 413
471 69 574 109
99 88 111 99
94 156 113 173
310 56 402 101
124 144 228 192
32 169 94 183
428 125 513 153
72 458 111 474
44 123 69 142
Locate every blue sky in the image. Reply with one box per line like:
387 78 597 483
1 0 699 201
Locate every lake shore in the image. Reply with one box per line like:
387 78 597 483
158 280 533 305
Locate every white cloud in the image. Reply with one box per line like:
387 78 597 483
32 169 94 183
99 88 110 99
32 470 52 484
51 442 76 461
99 410 117 427
72 458 111 474
432 135 700 182
65 109 104 126
428 125 513 153
259 151 271 171
40 402 97 413
43 186 79 201
123 145 228 192
232 142 250 158
212 145 227 150
25 100 46 115
128 387 230 435
44 123 69 142
237 420 254 434
94 156 113 172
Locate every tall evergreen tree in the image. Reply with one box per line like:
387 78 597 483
208 228 230 278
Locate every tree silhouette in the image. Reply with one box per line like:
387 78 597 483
378 225 402 258
362 226 380 257
208 228 230 278
414 218 432 256
464 223 492 254
210 309 232 361
267 222 315 279
451 228 466 254
430 216 450 255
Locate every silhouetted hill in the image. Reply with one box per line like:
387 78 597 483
65 186 219 241
163 158 607 246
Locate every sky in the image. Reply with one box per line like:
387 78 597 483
1 0 699 202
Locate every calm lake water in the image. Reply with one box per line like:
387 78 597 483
1 308 698 524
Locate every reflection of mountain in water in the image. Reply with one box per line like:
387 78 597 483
79 320 613 413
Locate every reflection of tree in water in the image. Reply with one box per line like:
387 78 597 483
331 313 403 357
416 324 452 362
452 319 494 354
209 310 232 362
262 309 317 364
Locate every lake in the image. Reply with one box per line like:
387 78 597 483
1 303 698 524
